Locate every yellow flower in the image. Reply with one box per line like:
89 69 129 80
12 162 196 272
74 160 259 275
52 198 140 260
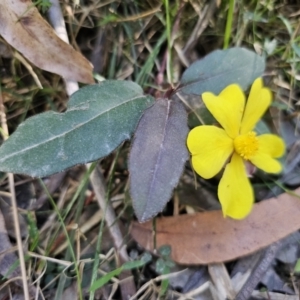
187 78 285 219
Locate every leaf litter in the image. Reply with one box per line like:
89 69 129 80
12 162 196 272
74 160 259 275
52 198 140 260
131 188 300 264
0 0 93 84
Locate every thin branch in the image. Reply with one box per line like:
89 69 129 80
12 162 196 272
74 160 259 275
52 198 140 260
183 0 217 55
235 241 283 300
48 0 79 96
47 1 82 299
88 164 136 299
47 2 134 298
89 165 129 263
0 88 30 300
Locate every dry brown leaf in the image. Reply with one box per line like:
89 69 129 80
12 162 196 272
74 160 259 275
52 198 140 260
0 0 93 83
131 188 300 264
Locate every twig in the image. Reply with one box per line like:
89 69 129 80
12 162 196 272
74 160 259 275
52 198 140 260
208 263 235 299
235 241 283 300
156 2 185 88
48 0 79 96
32 172 67 210
14 52 43 89
88 164 136 298
183 0 217 55
178 281 219 300
47 2 135 298
0 88 30 299
47 2 82 299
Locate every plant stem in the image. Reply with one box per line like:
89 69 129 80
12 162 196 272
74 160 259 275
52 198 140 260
40 180 83 300
223 0 235 49
164 0 173 85
0 86 30 300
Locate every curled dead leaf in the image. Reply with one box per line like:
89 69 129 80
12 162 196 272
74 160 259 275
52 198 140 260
0 0 93 83
131 188 300 264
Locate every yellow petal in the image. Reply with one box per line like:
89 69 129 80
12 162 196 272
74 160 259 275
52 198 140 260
187 126 233 179
218 153 253 219
240 78 272 134
250 153 282 173
202 84 245 139
249 134 285 173
257 134 285 158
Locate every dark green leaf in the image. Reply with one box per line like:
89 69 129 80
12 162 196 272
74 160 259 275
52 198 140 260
255 120 270 135
158 245 172 257
129 99 188 222
0 81 154 177
155 258 169 274
140 252 152 264
177 47 265 95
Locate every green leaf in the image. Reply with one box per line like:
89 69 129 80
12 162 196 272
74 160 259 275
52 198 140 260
89 267 122 291
122 257 149 270
90 255 151 291
129 99 188 222
294 259 300 273
278 15 293 36
292 43 300 58
155 258 169 274
158 245 172 257
0 81 154 177
177 47 265 96
255 120 270 135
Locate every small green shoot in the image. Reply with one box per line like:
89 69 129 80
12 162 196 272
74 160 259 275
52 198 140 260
89 253 152 292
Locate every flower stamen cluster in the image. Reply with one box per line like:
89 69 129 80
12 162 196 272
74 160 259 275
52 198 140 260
234 131 259 160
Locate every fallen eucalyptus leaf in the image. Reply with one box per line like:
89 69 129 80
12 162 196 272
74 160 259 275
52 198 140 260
177 47 265 96
129 98 189 222
0 81 154 177
131 188 300 264
0 0 93 83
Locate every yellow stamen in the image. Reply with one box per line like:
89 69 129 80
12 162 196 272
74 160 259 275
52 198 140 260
234 131 259 160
